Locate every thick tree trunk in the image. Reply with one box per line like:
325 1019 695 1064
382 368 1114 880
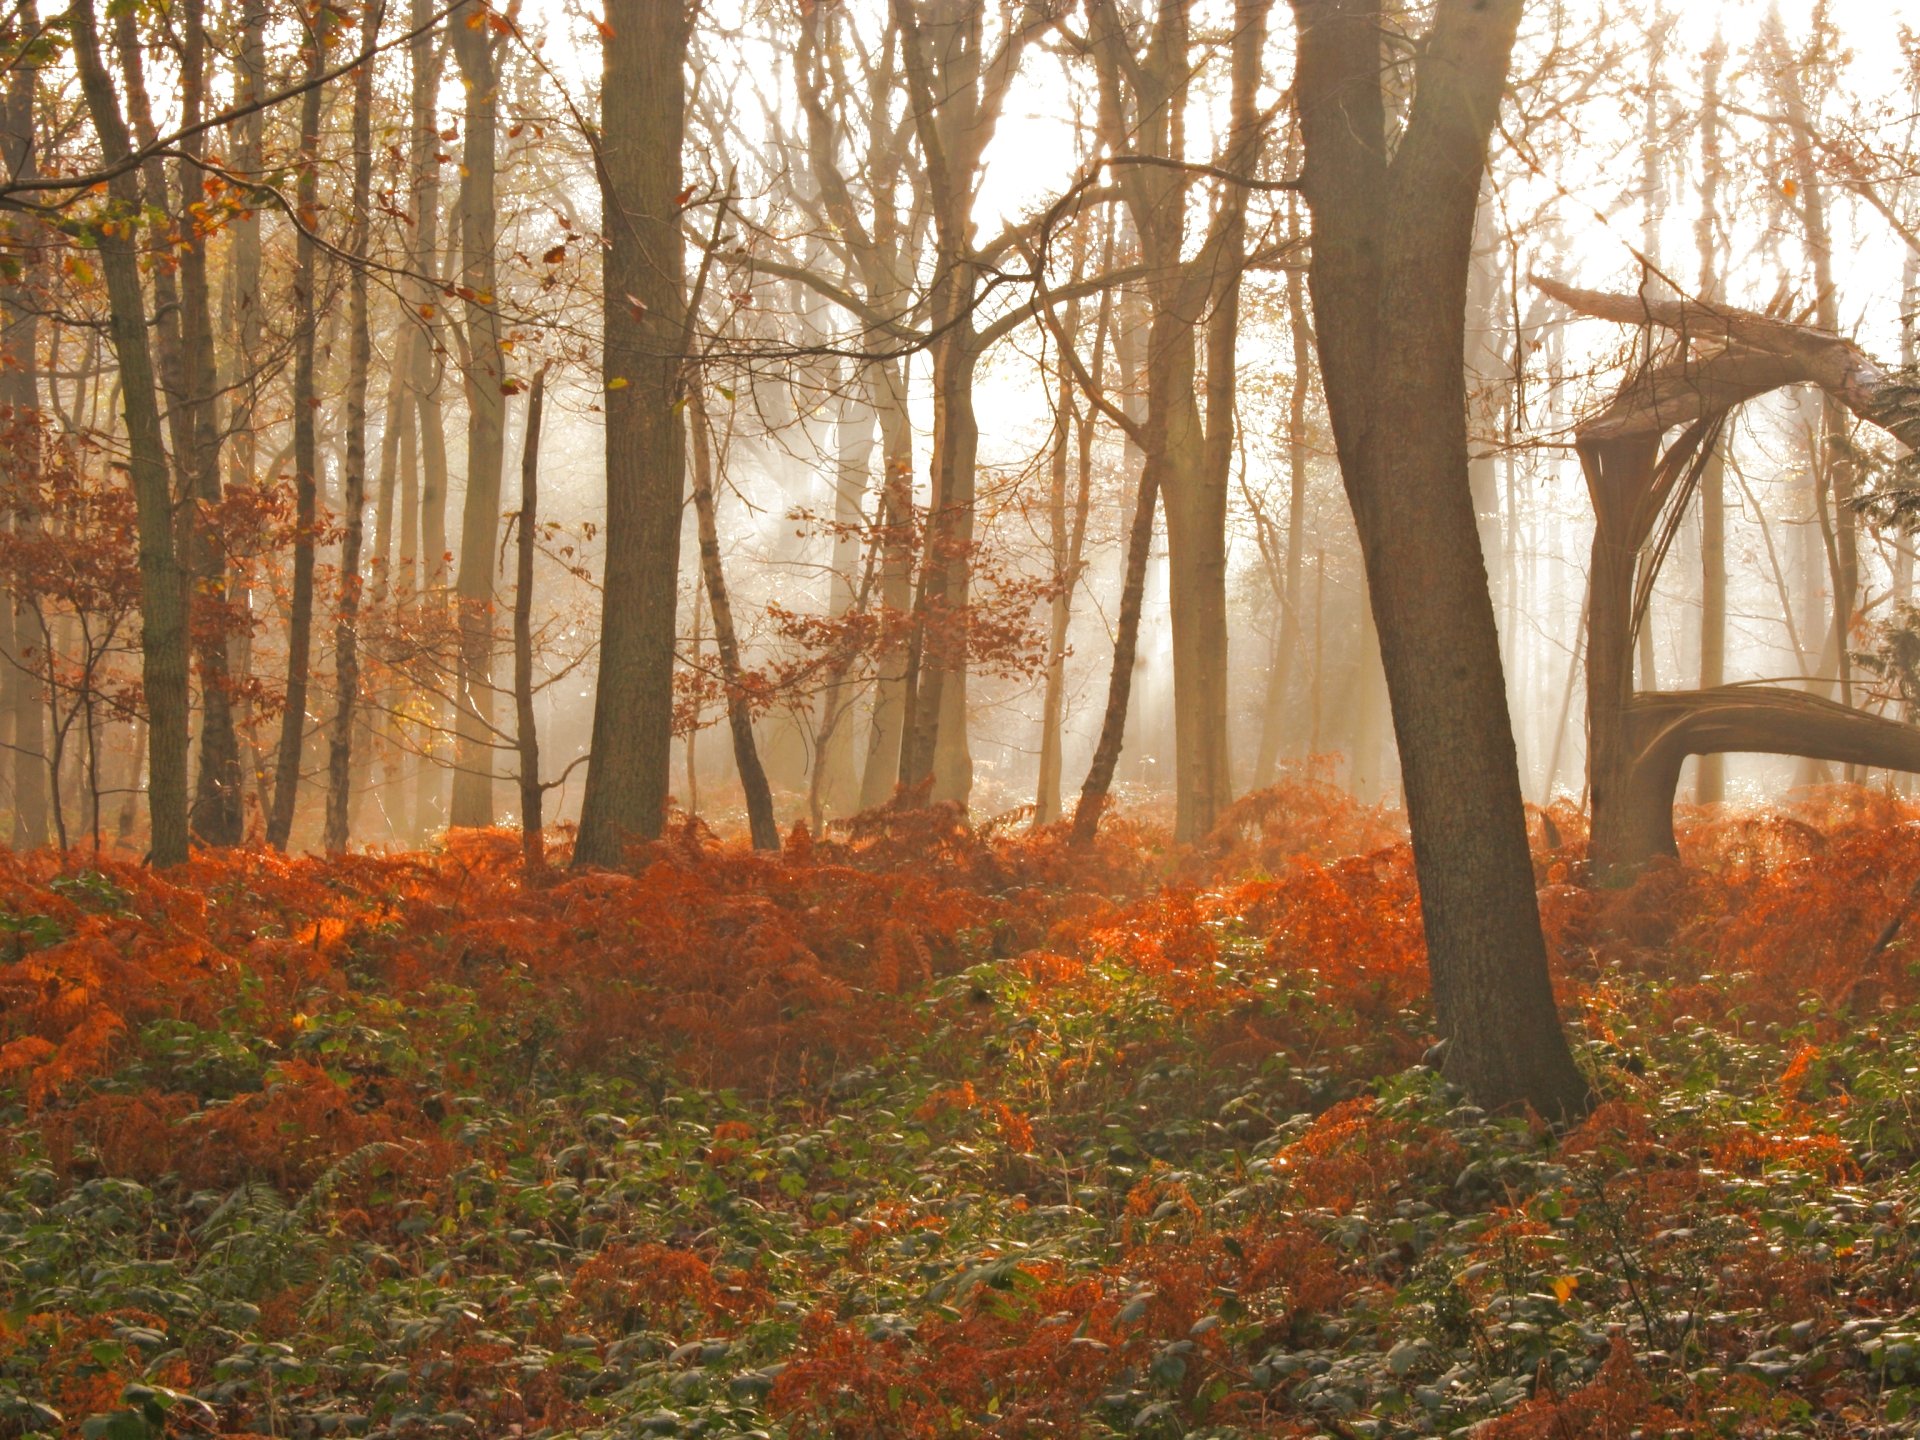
449 5 506 827
69 0 191 867
324 0 377 854
1294 0 1590 1117
266 22 327 852
573 0 693 867
688 391 779 850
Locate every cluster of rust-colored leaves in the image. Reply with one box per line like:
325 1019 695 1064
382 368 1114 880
0 800 1165 1188
6 777 1920 1434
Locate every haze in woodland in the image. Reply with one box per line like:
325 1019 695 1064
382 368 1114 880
14 1 1920 1436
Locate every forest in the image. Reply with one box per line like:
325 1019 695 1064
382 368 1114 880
5 0 1920 1434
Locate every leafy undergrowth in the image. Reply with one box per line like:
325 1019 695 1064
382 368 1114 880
6 781 1920 1436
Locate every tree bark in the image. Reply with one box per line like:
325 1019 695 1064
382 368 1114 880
1253 194 1312 789
406 0 449 839
811 361 874 823
1693 34 1728 805
265 17 328 852
449 2 506 828
1071 438 1159 845
514 367 547 869
688 390 779 850
0 15 47 846
573 0 693 866
858 359 915 809
69 0 191 866
324 0 377 854
1034 262 1100 826
177 0 243 845
1293 0 1590 1116
226 0 270 830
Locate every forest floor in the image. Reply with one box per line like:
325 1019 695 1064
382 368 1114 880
5 779 1920 1438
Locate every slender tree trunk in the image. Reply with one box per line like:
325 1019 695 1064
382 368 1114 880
514 368 547 869
266 19 329 851
449 4 506 827
1254 201 1312 789
226 0 268 831
812 361 874 821
176 0 242 844
688 390 779 849
1293 0 1589 1116
1070 448 1160 844
574 1 693 866
1695 35 1728 803
69 0 191 866
858 358 914 809
406 0 448 838
1771 15 1856 778
0 17 47 846
324 0 377 854
1036 353 1082 821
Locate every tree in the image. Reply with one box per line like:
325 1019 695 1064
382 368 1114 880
573 0 694 867
890 0 1034 807
326 0 379 854
1076 0 1275 842
1537 277 1920 879
449 0 508 828
67 0 191 867
265 11 330 853
512 366 548 869
0 6 48 848
1291 0 1591 1115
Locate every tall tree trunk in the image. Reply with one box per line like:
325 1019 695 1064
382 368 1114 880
407 0 449 838
176 0 243 844
1695 34 1728 804
266 18 329 851
573 1 693 866
1293 0 1590 1116
1034 302 1093 826
324 0 377 854
1071 443 1159 844
449 3 506 827
1082 0 1263 841
1770 13 1856 775
0 14 47 846
514 367 547 868
688 390 779 849
1254 198 1312 789
811 361 874 822
857 358 914 809
898 299 979 804
68 0 191 866
226 0 269 830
